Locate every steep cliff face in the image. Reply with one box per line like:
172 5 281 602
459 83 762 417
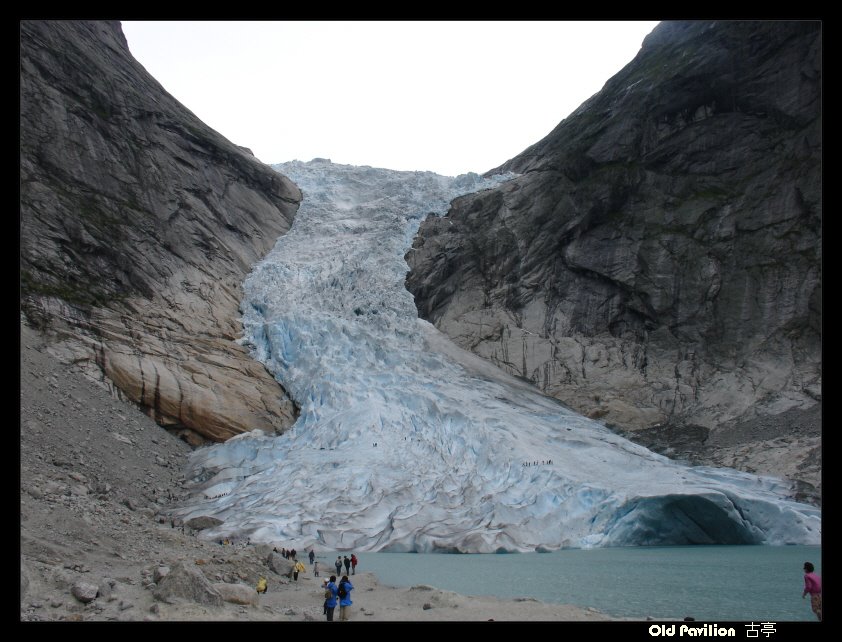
20 20 301 443
407 21 821 501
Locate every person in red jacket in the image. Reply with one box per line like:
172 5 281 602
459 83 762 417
802 561 822 621
350 553 358 575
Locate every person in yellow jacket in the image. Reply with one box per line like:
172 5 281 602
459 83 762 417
256 577 268 594
293 559 306 581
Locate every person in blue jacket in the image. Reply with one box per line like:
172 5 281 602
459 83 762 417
338 574 354 621
324 575 338 621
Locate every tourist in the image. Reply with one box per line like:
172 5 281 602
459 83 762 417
338 574 354 621
293 559 305 581
802 561 822 620
324 575 338 621
350 553 358 575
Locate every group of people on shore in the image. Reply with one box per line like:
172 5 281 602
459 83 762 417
271 548 359 620
334 554 358 576
321 554 358 620
260 547 818 622
322 574 354 621
318 558 819 622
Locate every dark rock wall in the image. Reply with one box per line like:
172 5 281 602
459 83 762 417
407 21 821 498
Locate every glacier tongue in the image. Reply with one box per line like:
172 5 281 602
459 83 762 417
176 160 820 552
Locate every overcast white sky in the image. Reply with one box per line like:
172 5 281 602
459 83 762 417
122 21 660 177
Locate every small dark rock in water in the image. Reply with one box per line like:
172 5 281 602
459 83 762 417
422 603 433 610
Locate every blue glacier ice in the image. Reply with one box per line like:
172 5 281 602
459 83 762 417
175 159 821 552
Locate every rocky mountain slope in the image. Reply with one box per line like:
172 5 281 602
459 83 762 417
20 20 300 444
406 21 821 503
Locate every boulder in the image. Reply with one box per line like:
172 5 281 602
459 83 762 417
152 562 223 606
186 516 224 531
267 552 295 577
71 581 99 603
212 582 259 606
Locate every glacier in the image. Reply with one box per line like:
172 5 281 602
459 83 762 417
175 159 821 552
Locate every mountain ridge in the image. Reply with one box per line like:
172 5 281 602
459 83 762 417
20 20 301 444
407 20 821 503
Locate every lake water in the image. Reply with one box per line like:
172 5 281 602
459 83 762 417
321 546 821 621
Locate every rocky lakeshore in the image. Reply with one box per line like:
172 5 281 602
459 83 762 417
20 321 618 622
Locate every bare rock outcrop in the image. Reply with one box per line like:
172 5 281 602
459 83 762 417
20 20 301 444
407 21 821 500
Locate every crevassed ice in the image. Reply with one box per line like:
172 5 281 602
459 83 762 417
176 160 820 552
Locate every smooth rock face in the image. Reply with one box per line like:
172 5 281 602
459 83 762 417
406 21 821 500
19 20 300 443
